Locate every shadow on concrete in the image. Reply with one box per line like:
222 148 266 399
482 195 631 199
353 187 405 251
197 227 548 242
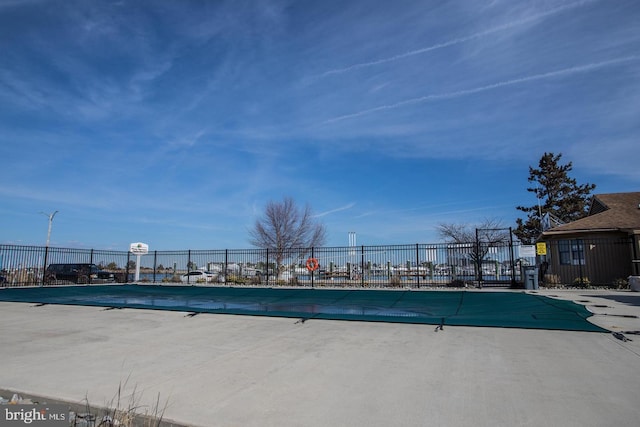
585 294 640 307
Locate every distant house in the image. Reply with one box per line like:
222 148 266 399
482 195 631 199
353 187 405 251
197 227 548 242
539 192 640 286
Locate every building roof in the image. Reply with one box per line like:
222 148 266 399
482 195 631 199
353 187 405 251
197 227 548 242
542 192 640 236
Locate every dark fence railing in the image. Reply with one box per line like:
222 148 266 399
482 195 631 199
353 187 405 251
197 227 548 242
1 237 634 288
0 245 133 287
1 242 538 288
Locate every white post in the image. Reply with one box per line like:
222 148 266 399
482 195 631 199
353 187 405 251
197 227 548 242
41 210 58 247
135 254 141 282
129 243 149 283
349 231 356 257
348 231 356 247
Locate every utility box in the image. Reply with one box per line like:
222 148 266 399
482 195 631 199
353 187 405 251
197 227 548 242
629 276 640 292
523 266 539 290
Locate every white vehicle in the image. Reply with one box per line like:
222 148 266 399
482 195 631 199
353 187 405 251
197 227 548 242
181 270 217 283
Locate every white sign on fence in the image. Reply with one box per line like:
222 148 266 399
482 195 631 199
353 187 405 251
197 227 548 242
129 242 149 255
519 245 536 258
129 242 149 282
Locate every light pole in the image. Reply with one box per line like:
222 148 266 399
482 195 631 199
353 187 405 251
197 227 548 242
41 210 59 247
40 210 58 286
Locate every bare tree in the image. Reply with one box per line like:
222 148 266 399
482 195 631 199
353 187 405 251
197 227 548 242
437 218 509 245
437 218 510 283
249 197 327 277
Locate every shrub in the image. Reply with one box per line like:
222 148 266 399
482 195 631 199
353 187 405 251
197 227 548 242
227 275 247 285
573 277 591 287
543 274 561 286
389 275 402 288
613 278 629 289
448 279 465 288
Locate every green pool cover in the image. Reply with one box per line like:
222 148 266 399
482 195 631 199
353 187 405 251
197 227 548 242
0 285 607 332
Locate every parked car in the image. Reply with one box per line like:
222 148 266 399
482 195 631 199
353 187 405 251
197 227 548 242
45 263 115 284
181 270 219 283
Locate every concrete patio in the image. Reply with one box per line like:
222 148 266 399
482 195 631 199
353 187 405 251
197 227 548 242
1 289 639 426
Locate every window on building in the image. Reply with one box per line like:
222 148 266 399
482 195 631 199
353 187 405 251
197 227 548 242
558 239 585 265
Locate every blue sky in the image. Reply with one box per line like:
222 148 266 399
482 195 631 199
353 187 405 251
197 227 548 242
1 0 639 250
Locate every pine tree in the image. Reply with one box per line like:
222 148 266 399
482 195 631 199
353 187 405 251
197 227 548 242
515 152 596 244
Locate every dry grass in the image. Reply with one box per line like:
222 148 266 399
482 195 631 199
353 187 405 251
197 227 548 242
75 377 169 427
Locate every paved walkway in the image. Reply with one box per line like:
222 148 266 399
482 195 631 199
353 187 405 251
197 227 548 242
1 289 639 426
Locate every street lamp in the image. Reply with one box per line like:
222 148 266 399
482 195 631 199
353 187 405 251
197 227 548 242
41 210 58 247
39 210 58 286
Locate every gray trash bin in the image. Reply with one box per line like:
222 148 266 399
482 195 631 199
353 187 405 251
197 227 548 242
523 266 539 290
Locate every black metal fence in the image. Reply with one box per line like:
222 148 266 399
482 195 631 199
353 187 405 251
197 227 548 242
4 239 636 288
1 242 538 288
0 245 132 286
2 237 635 288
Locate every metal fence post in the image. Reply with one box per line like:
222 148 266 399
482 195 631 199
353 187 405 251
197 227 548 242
187 250 191 284
225 249 228 283
41 246 49 286
311 247 315 288
361 245 365 287
416 243 420 288
475 228 483 287
126 252 131 283
265 248 269 285
153 250 157 283
509 227 516 287
89 249 94 284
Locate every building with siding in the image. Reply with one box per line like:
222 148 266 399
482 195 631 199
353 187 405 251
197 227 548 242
539 192 640 286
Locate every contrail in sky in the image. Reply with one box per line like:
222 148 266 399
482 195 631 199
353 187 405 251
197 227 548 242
315 202 356 217
324 55 639 124
319 0 599 78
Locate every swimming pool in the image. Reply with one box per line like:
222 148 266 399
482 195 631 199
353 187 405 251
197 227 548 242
0 284 607 332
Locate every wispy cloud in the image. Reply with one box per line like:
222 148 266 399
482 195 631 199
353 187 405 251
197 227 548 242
0 0 46 10
324 55 640 123
315 202 356 218
166 129 208 149
568 136 640 180
2 1 637 248
353 199 513 219
316 0 600 78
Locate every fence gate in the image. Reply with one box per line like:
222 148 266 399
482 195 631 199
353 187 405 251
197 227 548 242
474 227 518 288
